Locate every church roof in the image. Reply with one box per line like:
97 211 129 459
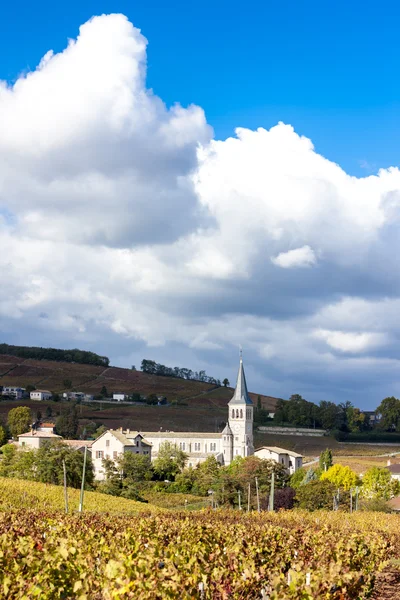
221 423 233 435
228 356 253 406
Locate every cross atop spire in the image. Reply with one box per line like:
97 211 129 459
229 354 253 406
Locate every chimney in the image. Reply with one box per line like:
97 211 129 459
126 428 130 435
388 459 391 466
119 427 123 433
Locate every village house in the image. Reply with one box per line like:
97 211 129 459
30 389 52 401
18 428 62 449
91 429 152 480
386 460 400 481
253 446 303 475
1 386 25 399
113 393 127 401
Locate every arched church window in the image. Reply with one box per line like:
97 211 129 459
236 409 239 418
240 409 243 419
232 409 234 419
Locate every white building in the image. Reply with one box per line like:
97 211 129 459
91 429 152 480
18 429 62 449
113 393 127 402
2 386 25 399
254 446 303 475
386 461 400 481
30 390 52 401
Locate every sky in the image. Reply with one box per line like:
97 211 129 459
1 1 400 408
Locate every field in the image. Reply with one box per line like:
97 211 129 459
0 477 162 515
1 506 400 598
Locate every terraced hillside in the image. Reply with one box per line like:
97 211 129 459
0 354 279 432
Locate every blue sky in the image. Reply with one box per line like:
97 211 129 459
1 3 400 409
2 0 400 176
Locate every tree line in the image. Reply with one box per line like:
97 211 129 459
140 359 221 386
0 343 109 367
273 394 368 432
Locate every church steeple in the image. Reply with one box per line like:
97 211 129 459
229 354 253 406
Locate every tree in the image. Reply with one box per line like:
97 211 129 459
45 406 53 418
257 396 262 411
320 464 358 491
25 384 36 393
55 404 79 438
117 452 153 484
0 425 7 446
361 467 400 500
100 386 108 398
289 467 306 489
7 406 31 438
376 397 400 431
319 449 333 472
153 441 188 480
318 401 341 430
35 441 94 488
95 425 107 438
63 379 72 390
271 487 296 510
145 393 158 405
295 480 336 510
222 378 230 387
191 456 220 495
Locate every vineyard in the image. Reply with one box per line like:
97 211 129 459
0 478 162 515
1 508 399 599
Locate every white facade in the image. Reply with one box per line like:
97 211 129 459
2 386 25 399
254 446 303 475
113 393 127 402
18 430 62 448
30 390 52 401
142 432 223 468
91 429 152 480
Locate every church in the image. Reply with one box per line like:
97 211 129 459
143 354 254 467
91 356 254 479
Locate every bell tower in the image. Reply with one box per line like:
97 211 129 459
228 352 254 460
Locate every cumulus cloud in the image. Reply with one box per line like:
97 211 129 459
271 245 317 268
2 14 400 407
313 329 388 353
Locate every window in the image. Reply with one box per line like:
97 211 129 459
21 441 26 446
232 409 234 419
236 409 239 418
179 442 186 451
144 451 148 455
235 437 238 441
113 451 118 460
194 442 201 451
240 409 243 418
136 440 140 447
96 451 104 459
210 443 216 451
106 440 110 447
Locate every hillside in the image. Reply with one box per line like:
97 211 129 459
0 354 279 432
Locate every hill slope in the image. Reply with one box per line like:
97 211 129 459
0 354 278 410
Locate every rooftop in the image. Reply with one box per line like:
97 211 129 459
18 431 61 439
228 356 253 406
142 432 222 439
255 446 303 458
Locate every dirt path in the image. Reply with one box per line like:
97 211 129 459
372 567 400 599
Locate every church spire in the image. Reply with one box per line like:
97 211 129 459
229 353 253 405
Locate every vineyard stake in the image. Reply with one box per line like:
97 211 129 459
62 459 68 514
238 489 242 510
79 445 88 513
268 472 275 512
255 477 260 512
247 482 251 512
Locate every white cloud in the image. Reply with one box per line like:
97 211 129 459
313 329 388 353
2 14 400 406
271 245 317 268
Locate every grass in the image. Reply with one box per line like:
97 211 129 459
0 477 162 515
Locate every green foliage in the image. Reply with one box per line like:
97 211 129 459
376 396 400 431
0 440 94 488
25 384 36 393
223 378 230 387
295 480 336 510
140 359 221 385
63 379 72 389
320 464 359 491
100 385 108 398
302 468 318 485
55 404 79 438
7 406 31 438
153 441 188 480
361 466 400 500
319 448 333 471
289 467 306 489
145 393 158 405
0 425 6 447
0 342 109 366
